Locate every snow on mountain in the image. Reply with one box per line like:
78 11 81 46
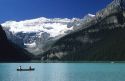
82 13 95 22
1 17 79 54
24 42 36 48
88 13 95 17
1 14 95 55
2 17 75 37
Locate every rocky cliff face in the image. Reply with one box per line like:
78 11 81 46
0 25 32 62
40 0 125 61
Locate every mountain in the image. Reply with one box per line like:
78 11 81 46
0 25 32 62
73 14 95 30
39 0 125 61
1 16 95 55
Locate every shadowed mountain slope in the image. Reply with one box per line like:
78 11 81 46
0 25 32 62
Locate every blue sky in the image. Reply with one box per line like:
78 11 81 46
0 0 112 23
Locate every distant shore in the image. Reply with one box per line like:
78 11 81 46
1 60 125 63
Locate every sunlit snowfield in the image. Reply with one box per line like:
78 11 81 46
0 63 125 81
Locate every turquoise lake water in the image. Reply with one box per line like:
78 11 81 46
0 63 125 81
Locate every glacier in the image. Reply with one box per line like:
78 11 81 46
1 14 95 55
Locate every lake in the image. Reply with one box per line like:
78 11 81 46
0 63 125 81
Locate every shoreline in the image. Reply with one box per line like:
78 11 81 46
1 60 125 63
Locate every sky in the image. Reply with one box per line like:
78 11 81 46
0 0 112 23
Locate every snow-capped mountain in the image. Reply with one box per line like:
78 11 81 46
1 14 95 55
2 17 76 37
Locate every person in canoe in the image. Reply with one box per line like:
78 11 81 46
19 66 22 70
29 66 31 70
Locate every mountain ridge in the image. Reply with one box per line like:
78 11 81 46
38 0 125 61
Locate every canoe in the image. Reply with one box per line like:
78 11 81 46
17 68 35 71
